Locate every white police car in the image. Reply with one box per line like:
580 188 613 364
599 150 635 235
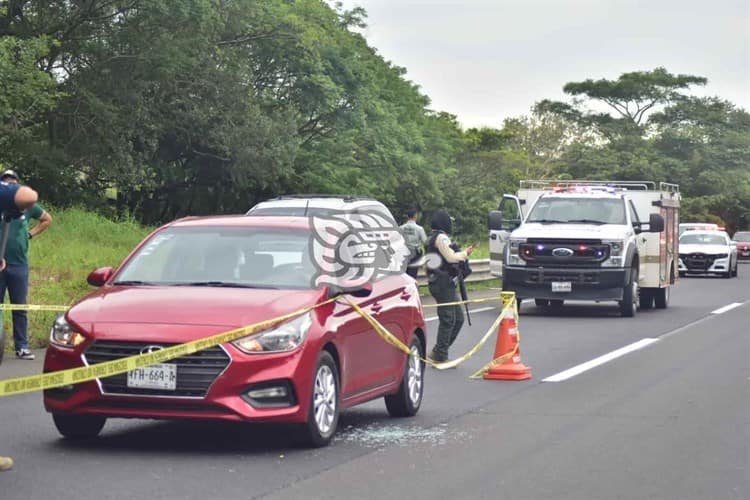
678 230 738 278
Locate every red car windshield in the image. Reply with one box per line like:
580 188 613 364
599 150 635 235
114 226 316 289
733 232 750 242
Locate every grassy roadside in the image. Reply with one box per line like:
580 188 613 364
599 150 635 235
3 207 152 350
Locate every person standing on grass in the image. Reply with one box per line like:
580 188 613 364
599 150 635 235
400 207 428 279
0 170 50 360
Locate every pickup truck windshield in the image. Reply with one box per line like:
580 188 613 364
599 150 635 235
526 197 627 225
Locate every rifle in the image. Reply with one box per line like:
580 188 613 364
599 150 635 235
449 242 473 326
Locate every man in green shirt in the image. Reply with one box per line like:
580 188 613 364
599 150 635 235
0 170 52 360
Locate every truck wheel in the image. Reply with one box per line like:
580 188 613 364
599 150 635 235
620 266 638 318
654 286 669 309
639 290 654 310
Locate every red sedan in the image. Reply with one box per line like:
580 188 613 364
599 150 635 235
734 231 750 260
43 215 426 447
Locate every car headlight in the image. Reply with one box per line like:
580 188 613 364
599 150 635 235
232 312 313 354
49 315 86 348
507 238 526 266
601 240 625 268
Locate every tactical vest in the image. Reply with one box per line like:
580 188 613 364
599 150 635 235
426 231 452 276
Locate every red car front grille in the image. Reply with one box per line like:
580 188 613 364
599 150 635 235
84 341 230 398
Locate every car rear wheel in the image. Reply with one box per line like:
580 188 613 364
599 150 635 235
731 261 738 277
654 286 669 309
53 414 106 440
639 290 654 309
301 351 339 448
385 336 425 418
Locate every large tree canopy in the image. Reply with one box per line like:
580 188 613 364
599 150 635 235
0 4 747 235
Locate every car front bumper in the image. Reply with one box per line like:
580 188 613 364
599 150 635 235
678 256 731 273
43 342 317 424
502 266 630 301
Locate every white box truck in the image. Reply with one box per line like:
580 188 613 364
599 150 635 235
489 180 680 317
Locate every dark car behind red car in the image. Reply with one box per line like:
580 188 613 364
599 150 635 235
43 215 426 447
733 231 750 260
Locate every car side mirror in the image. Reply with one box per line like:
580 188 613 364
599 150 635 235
87 267 113 287
348 283 373 298
648 213 665 233
326 283 373 299
489 210 504 230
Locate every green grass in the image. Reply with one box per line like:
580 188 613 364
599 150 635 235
3 207 152 350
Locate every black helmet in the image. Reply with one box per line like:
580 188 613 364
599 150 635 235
430 209 452 234
0 169 19 182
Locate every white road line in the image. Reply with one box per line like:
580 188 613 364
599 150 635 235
425 306 497 322
710 303 743 315
542 338 660 383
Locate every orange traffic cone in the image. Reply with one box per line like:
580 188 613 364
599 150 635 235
483 313 532 380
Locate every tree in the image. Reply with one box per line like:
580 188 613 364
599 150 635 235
538 68 707 139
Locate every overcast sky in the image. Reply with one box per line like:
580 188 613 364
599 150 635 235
336 0 750 129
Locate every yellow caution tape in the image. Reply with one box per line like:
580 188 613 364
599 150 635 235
0 298 336 398
348 292 518 373
0 291 522 396
1 304 70 312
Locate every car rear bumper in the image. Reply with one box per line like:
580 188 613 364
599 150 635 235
43 343 316 424
502 266 630 301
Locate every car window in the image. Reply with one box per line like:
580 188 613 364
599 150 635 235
115 227 316 289
527 197 626 224
679 233 727 245
733 232 750 242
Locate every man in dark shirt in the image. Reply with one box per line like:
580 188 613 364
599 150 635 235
0 174 39 359
0 170 50 359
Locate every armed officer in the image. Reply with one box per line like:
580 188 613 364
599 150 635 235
425 209 473 363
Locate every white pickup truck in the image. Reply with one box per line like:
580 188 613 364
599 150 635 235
489 180 680 317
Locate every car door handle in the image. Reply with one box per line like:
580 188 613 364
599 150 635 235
371 302 383 313
400 291 411 301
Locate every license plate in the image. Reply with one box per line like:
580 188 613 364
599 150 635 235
127 364 177 390
551 281 572 293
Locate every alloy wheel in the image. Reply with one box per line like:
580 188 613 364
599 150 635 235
313 364 337 436
407 345 423 405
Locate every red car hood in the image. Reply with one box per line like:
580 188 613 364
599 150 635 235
68 286 325 330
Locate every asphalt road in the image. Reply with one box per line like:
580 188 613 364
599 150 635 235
1 267 748 500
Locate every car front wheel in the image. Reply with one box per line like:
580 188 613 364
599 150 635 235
301 351 340 448
620 266 638 318
385 335 425 417
53 414 106 440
